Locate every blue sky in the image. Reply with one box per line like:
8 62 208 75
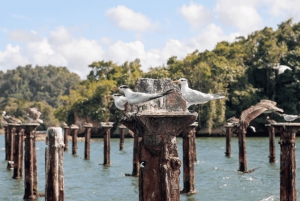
1 0 300 79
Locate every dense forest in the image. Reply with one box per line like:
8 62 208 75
1 19 300 132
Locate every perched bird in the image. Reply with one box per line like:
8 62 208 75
282 114 300 122
2 111 22 124
61 122 68 127
27 107 43 123
172 78 225 107
107 94 128 110
278 65 292 75
265 116 277 124
227 116 240 126
117 85 175 105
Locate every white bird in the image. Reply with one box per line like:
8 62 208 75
107 94 128 110
117 85 175 105
278 65 292 75
282 114 300 122
172 78 225 108
2 111 22 124
249 126 256 133
227 116 239 126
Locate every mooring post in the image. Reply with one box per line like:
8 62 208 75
22 123 40 200
12 125 24 179
238 124 247 172
265 123 276 163
272 123 300 201
102 122 113 166
225 124 234 157
63 126 69 151
181 122 198 194
83 124 93 160
4 125 8 160
70 124 79 155
119 124 126 151
192 123 198 162
45 127 65 201
7 123 18 169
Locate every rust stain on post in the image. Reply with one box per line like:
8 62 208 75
63 126 69 151
265 124 276 163
13 125 24 179
22 123 39 200
119 124 126 151
70 125 79 155
102 122 113 166
225 125 234 157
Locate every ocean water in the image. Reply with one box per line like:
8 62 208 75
0 135 298 201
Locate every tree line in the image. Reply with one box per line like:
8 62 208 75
1 19 300 131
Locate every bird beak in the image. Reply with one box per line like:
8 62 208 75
171 80 180 84
112 87 119 91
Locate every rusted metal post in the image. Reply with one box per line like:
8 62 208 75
181 122 197 194
4 125 8 160
70 125 79 155
45 127 65 201
272 123 300 201
225 124 233 157
63 126 69 151
102 123 113 166
7 123 18 169
23 123 39 200
13 125 24 179
83 124 93 160
238 124 247 172
119 124 126 151
265 124 276 163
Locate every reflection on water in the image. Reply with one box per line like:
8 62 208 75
0 136 299 200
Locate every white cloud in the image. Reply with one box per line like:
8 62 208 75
215 0 263 35
179 2 213 29
105 5 159 32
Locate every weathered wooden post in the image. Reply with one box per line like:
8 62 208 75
12 125 24 179
238 123 248 172
23 123 40 200
265 123 276 163
121 78 197 201
70 124 79 155
7 123 18 169
45 127 65 201
83 123 93 160
63 125 69 151
272 123 300 201
225 124 234 157
102 122 113 166
4 124 8 160
192 123 197 162
181 122 198 194
119 124 126 151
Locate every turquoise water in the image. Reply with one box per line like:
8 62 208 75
0 135 298 201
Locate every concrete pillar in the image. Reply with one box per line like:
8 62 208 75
272 123 300 201
265 124 276 163
102 123 113 166
63 126 69 151
119 124 126 151
45 127 65 201
12 125 24 179
225 124 234 157
70 125 79 155
22 123 40 200
83 124 93 160
181 122 198 194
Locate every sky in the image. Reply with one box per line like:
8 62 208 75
1 0 300 79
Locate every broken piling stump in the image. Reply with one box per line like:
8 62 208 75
181 122 198 194
23 123 40 200
272 123 300 201
45 127 65 201
225 124 234 157
119 124 126 151
63 125 69 151
83 123 93 160
12 125 24 179
70 124 79 155
265 123 276 163
102 122 113 166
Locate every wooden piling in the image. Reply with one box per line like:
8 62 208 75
12 125 24 179
23 123 40 200
4 125 8 160
272 123 300 201
83 124 93 160
265 124 276 163
102 123 113 166
45 127 65 201
63 126 69 151
238 124 248 172
181 122 198 194
70 125 79 155
192 123 197 162
119 124 126 151
225 124 233 157
7 123 18 169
